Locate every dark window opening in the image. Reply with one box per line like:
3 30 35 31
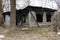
36 14 43 22
46 15 51 22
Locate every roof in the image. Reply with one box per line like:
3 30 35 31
3 0 59 12
3 0 29 12
29 0 59 10
16 0 29 10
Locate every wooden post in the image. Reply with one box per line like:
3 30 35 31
28 11 37 27
10 0 16 29
43 11 46 23
51 12 54 22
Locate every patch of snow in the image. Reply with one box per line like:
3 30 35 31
57 32 60 35
21 28 29 30
0 35 5 39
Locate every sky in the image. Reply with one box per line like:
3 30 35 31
55 0 60 8
55 0 60 4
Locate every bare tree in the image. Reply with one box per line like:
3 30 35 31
53 11 60 32
10 0 16 30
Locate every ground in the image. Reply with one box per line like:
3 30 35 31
0 27 60 40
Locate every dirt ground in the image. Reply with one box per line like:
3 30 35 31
0 27 60 40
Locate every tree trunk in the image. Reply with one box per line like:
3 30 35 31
10 0 16 30
0 0 3 26
0 0 3 14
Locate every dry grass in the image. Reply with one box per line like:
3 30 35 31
0 27 60 40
